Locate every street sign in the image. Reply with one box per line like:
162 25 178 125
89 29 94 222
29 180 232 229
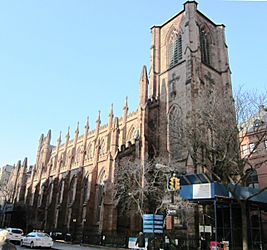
167 209 177 216
199 225 212 233
143 214 164 234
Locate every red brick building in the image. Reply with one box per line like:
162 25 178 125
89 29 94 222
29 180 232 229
240 105 267 189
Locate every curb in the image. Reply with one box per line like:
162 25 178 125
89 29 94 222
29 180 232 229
54 241 126 250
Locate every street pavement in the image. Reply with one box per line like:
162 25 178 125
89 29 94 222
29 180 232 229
16 242 124 250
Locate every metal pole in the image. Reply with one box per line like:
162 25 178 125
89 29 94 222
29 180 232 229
171 191 174 229
214 200 217 247
229 201 234 250
258 208 262 250
203 207 206 236
187 220 189 250
249 205 253 250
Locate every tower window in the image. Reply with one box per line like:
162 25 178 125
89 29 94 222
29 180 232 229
200 28 211 65
249 143 255 153
167 33 182 68
241 144 248 156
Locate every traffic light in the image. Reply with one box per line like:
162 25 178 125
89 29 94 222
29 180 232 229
175 178 180 191
168 176 181 191
168 177 175 191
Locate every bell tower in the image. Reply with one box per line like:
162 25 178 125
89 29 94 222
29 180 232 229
149 1 234 171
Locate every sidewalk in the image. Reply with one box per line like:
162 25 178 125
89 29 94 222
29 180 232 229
54 241 126 250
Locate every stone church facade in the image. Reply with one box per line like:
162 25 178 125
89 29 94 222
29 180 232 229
12 1 233 241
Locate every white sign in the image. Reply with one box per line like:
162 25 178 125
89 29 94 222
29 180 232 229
199 225 212 233
193 183 211 199
128 237 148 249
167 209 177 216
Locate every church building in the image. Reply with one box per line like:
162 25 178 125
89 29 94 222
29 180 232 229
11 1 236 247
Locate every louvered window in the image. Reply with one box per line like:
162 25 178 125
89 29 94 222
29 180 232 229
168 34 182 68
200 29 211 65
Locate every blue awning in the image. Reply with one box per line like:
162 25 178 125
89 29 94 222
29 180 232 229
180 182 267 205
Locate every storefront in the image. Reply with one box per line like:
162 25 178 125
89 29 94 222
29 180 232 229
179 174 267 250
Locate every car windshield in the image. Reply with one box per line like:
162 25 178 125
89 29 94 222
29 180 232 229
37 233 49 237
27 233 35 237
11 229 23 234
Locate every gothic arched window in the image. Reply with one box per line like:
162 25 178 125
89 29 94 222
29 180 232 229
168 105 183 160
167 30 182 68
86 143 93 160
38 184 45 208
47 182 54 205
96 170 106 223
52 157 57 170
99 139 105 156
200 27 211 65
67 176 77 206
83 174 92 202
127 126 139 143
59 180 65 204
75 146 81 164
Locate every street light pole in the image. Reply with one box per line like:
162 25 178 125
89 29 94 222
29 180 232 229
82 218 86 244
72 218 77 242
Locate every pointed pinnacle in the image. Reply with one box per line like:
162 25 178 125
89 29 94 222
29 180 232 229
124 96 128 108
109 103 114 116
76 122 79 133
113 117 119 128
22 158 27 167
57 131 62 143
47 129 51 138
39 134 44 142
16 160 21 168
85 116 89 129
66 127 70 138
140 65 148 82
97 110 101 122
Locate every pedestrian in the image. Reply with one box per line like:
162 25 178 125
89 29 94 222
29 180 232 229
0 230 17 250
136 232 145 249
200 235 207 250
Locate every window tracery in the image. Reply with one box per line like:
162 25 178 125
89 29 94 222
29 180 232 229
96 170 106 222
86 143 93 160
75 146 81 164
127 126 139 142
167 29 182 68
38 185 45 207
99 139 106 156
48 182 54 205
59 180 65 204
67 177 77 205
168 105 183 160
199 26 211 65
83 174 92 202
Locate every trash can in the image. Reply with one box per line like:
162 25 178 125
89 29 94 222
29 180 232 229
210 241 222 250
221 241 229 250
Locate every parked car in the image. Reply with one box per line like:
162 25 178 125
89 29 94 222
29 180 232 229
6 228 24 244
49 231 64 241
20 232 53 248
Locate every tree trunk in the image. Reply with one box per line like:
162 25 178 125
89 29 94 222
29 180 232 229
241 201 248 250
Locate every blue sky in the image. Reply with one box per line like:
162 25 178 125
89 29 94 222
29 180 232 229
0 0 266 167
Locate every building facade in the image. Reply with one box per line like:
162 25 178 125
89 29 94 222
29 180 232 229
240 105 267 189
11 0 236 244
0 164 14 207
0 159 30 228
240 104 267 246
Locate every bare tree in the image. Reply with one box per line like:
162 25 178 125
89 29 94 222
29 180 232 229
113 87 267 249
177 87 267 250
113 156 172 218
0 179 15 206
